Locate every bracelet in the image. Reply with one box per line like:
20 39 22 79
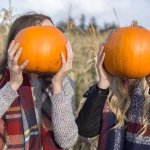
95 84 109 95
83 83 109 98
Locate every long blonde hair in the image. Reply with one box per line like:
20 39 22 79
107 77 150 135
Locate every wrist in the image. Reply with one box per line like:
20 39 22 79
83 83 109 98
51 82 63 95
95 83 109 95
9 81 20 91
98 79 110 89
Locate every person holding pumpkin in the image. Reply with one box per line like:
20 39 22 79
77 24 150 150
0 13 78 149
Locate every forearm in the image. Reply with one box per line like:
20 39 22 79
76 84 109 138
48 77 78 149
0 82 18 117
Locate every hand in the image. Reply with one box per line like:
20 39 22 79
7 40 28 91
96 43 112 89
51 41 73 95
146 75 150 87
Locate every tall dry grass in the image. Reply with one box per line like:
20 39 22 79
67 27 108 107
66 26 109 150
0 25 8 70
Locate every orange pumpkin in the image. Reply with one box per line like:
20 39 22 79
104 22 150 78
15 26 67 73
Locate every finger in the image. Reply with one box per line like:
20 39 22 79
66 41 73 63
98 43 105 57
7 40 15 53
61 52 66 64
18 60 28 71
12 48 22 65
8 42 20 61
67 41 73 58
99 52 105 66
97 44 105 64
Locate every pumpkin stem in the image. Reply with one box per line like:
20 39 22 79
131 20 138 27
